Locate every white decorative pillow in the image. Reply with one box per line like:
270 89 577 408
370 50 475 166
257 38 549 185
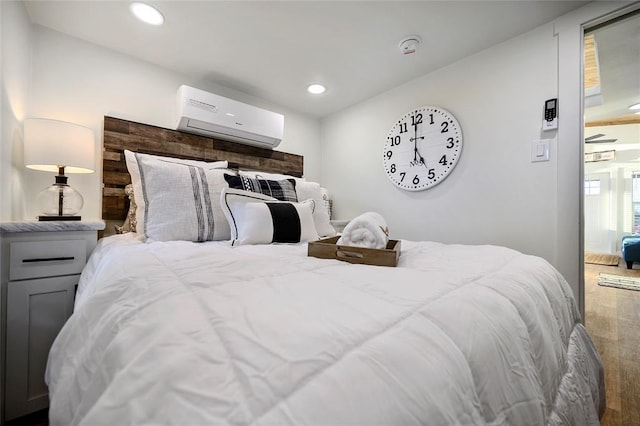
296 181 335 237
220 188 318 246
124 150 232 242
239 171 336 238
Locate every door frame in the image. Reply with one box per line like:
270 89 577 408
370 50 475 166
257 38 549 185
556 1 639 319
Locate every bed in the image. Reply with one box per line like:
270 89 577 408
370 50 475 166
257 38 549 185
45 117 605 425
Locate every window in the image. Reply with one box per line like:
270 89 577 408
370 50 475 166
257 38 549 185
584 179 601 196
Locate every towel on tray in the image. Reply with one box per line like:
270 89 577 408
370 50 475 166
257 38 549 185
337 212 389 249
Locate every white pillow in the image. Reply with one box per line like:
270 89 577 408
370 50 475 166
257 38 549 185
124 150 232 242
295 181 335 237
220 188 318 246
239 171 336 238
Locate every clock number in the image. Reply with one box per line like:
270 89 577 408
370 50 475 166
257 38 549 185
413 175 420 185
446 137 455 149
441 121 449 133
429 113 435 125
428 169 435 180
399 122 408 134
400 172 406 182
439 155 448 166
390 164 396 173
411 113 423 128
385 150 392 159
388 135 401 146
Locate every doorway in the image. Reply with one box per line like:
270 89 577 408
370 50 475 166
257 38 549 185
582 10 640 424
583 11 640 260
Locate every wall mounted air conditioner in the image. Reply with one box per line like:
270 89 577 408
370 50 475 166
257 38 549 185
175 85 284 149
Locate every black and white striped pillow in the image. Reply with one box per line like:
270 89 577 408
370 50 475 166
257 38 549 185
224 174 298 202
220 188 318 246
125 150 233 242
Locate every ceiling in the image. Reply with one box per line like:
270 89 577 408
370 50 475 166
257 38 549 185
24 1 591 118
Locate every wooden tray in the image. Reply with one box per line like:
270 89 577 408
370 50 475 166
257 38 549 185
308 236 401 267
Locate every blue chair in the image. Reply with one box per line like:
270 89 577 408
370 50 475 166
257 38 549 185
621 235 640 269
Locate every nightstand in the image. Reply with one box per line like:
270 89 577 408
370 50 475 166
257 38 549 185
0 221 105 422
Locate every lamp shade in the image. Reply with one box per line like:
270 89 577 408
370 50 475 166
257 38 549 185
24 118 95 173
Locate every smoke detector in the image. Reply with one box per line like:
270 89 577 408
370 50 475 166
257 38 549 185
398 35 422 55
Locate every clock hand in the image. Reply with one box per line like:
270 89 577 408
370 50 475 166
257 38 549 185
413 120 425 166
416 147 428 169
413 125 418 162
411 121 424 163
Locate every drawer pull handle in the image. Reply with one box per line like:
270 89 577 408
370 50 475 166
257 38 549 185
23 256 75 263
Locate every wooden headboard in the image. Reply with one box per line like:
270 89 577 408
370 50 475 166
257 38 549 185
102 116 304 222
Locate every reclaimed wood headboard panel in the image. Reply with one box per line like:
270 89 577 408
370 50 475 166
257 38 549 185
102 116 304 222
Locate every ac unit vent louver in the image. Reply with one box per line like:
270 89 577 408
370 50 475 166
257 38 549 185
175 85 284 149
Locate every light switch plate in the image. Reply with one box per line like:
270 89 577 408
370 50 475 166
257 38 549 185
531 139 550 162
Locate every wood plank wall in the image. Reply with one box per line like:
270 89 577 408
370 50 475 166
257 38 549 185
102 116 304 221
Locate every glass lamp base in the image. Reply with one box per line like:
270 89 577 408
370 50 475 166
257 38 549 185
36 181 84 217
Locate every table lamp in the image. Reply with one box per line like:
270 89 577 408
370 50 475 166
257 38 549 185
24 118 95 221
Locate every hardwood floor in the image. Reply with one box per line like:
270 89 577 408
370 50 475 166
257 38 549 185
584 259 640 426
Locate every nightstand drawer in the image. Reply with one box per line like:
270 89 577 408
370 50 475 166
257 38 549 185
9 239 87 280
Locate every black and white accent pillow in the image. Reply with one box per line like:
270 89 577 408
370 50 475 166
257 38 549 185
220 188 318 246
239 171 336 238
224 174 298 202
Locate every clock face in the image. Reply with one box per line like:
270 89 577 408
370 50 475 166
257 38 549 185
383 106 462 191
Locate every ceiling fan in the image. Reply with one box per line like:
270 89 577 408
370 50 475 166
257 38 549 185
585 133 618 143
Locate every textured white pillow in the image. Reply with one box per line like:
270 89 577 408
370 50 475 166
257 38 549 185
295 181 335 237
220 188 318 246
124 150 231 242
239 171 336 238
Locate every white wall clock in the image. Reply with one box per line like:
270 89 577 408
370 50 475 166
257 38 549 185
383 106 463 191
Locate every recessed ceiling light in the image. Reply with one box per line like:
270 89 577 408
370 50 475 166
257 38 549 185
630 103 640 111
307 84 326 95
130 2 164 25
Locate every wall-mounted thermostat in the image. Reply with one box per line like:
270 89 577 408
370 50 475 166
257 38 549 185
542 98 558 131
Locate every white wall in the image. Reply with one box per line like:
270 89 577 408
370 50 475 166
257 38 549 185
321 1 634 312
23 25 321 221
0 0 31 221
322 23 559 257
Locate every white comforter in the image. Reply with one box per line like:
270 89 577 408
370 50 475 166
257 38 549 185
46 235 604 425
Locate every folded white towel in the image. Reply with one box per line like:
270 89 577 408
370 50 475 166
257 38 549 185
337 212 389 249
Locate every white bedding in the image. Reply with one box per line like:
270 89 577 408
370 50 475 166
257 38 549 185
46 235 605 425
